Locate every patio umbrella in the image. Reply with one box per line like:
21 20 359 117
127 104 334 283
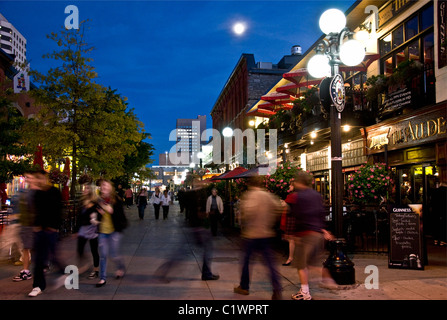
33 145 44 169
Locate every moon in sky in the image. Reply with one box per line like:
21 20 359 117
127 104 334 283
232 22 246 35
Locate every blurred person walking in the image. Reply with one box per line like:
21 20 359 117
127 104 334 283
155 180 219 282
74 183 100 279
96 179 128 287
124 187 133 209
280 184 296 266
28 170 64 297
11 171 37 281
161 189 171 220
206 188 224 236
288 171 335 301
233 176 283 300
137 188 148 220
150 187 162 220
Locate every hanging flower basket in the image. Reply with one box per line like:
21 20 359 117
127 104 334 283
264 161 304 200
347 163 391 205
49 169 69 185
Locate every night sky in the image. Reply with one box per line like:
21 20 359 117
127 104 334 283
1 0 355 165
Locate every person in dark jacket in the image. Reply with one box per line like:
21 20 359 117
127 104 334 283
137 188 148 220
96 179 127 287
28 170 64 297
74 183 101 279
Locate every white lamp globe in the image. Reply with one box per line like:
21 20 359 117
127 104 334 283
222 127 233 137
307 54 331 78
339 39 366 66
319 9 346 34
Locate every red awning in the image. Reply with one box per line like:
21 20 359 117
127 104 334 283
261 92 290 101
246 108 276 117
215 166 248 180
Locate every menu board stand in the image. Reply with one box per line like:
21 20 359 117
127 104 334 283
389 205 424 270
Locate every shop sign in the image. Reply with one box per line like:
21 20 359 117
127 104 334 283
389 205 424 270
330 74 345 112
379 0 415 28
367 108 447 152
439 0 447 68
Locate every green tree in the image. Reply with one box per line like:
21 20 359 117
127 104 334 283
0 83 32 184
22 22 147 197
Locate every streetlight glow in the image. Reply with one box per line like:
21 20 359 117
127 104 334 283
222 127 233 137
319 9 346 34
307 54 331 78
340 39 366 66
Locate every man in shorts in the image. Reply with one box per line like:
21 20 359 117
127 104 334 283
288 171 336 300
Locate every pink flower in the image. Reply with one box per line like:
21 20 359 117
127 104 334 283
280 179 283 183
371 190 375 193
386 176 390 179
370 175 374 178
270 179 275 182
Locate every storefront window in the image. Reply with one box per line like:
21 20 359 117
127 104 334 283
408 40 420 61
405 15 418 40
421 4 433 31
393 25 404 49
423 33 434 64
395 49 406 66
384 56 393 76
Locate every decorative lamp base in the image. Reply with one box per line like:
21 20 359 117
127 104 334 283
323 238 355 285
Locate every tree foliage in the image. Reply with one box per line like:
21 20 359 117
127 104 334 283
22 22 151 194
0 83 33 183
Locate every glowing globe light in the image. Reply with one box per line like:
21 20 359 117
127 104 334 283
319 9 346 35
339 39 366 66
307 54 331 78
222 127 233 137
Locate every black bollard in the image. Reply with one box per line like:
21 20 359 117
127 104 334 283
323 238 355 285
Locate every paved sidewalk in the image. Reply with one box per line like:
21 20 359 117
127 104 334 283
0 202 446 301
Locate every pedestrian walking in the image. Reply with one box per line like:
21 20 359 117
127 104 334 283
11 171 37 282
280 184 296 266
28 170 65 297
155 180 219 282
288 171 336 301
96 179 128 287
116 184 125 205
178 187 185 213
124 187 133 208
206 188 224 236
150 187 162 220
74 183 100 279
234 176 283 300
161 190 171 220
137 188 148 220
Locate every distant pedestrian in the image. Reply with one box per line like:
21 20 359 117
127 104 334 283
161 190 171 220
124 187 133 208
116 184 125 205
28 170 64 297
206 188 224 236
234 176 283 300
74 183 100 280
96 179 128 287
288 171 336 301
178 187 185 213
150 187 162 220
137 188 148 220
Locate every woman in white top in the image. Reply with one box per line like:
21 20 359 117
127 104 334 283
161 190 171 220
150 187 162 220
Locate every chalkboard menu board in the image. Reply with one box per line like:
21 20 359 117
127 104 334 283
389 205 424 270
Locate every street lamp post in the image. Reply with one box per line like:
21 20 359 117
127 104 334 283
307 8 366 285
222 127 233 227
